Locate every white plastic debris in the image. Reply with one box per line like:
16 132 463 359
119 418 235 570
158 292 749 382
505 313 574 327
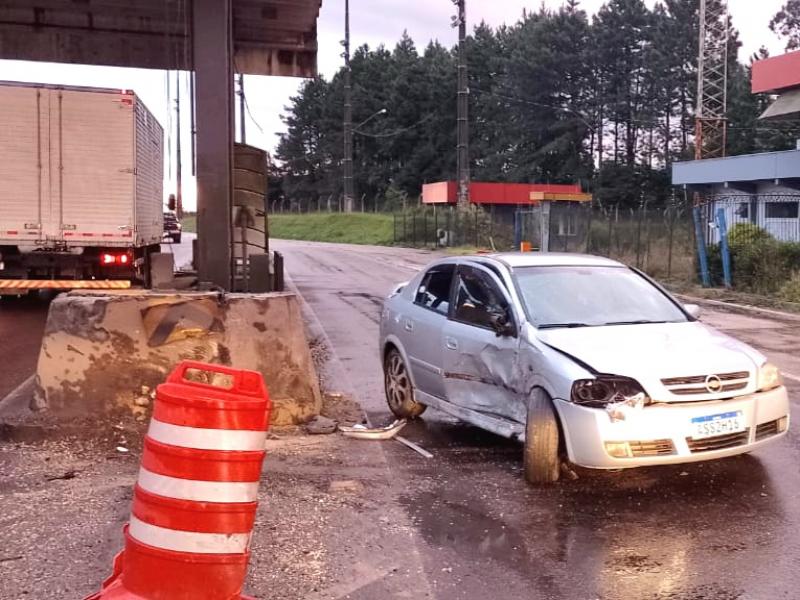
116 446 129 453
338 419 407 440
605 392 647 422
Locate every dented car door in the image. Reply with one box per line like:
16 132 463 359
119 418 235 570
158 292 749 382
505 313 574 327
441 264 524 422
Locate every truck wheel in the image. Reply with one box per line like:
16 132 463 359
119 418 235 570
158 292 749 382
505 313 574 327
384 348 426 419
172 234 182 244
523 389 561 484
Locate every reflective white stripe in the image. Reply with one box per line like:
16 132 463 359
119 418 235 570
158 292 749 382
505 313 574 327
137 467 259 503
129 515 251 554
147 418 266 451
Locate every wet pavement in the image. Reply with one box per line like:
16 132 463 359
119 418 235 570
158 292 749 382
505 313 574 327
275 239 800 600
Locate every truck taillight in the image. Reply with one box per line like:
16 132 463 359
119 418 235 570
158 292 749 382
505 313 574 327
101 252 130 266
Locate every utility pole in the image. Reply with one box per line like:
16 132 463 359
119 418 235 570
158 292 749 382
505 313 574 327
342 0 355 213
238 73 246 144
175 70 183 219
455 0 470 208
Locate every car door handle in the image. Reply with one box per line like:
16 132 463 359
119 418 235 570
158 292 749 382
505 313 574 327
404 319 414 332
445 337 458 350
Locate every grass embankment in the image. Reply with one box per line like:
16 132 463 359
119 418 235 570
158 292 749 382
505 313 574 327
268 213 395 245
181 214 197 233
181 213 395 245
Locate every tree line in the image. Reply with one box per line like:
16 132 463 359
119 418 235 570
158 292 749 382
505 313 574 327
271 0 800 212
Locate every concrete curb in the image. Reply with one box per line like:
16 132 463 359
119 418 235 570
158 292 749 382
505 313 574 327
676 294 800 323
0 375 35 421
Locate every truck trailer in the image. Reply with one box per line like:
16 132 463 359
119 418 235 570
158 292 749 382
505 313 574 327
0 81 164 291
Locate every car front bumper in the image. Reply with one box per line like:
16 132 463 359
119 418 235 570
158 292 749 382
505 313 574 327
555 386 790 469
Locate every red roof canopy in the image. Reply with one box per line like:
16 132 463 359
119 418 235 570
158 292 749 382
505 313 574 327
422 181 583 205
752 51 800 94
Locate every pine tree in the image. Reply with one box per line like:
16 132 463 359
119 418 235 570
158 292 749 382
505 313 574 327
770 1 800 50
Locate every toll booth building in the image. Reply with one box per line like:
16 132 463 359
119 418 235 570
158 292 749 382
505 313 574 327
672 49 800 244
673 150 800 244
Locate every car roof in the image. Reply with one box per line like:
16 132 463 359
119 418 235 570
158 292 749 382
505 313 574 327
469 252 624 269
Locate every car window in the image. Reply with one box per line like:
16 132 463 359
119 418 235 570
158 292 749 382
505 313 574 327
414 265 455 316
514 265 688 327
452 266 510 329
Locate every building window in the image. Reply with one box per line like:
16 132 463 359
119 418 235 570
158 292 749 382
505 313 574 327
765 201 799 219
735 202 749 219
557 213 577 237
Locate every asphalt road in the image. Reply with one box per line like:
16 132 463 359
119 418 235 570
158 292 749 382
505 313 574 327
274 238 800 600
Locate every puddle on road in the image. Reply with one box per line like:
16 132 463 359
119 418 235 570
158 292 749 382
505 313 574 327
393 415 791 600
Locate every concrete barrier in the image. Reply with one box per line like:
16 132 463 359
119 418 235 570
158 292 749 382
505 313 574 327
34 290 321 425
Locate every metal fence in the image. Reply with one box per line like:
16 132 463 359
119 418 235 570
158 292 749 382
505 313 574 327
393 203 698 283
391 194 800 297
695 194 800 296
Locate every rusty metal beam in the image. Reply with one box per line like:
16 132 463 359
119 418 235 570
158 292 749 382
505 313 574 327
0 0 320 77
194 0 233 290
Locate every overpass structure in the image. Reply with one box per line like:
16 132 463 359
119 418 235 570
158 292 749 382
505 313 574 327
0 0 322 289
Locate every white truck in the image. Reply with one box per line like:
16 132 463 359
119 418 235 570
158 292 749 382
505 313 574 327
0 82 164 291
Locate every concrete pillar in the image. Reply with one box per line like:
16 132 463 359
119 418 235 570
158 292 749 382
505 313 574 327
193 0 234 290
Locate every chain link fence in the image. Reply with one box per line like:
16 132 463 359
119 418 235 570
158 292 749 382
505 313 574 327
393 202 697 283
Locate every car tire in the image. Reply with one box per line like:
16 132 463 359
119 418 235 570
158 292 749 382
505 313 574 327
523 388 561 484
172 234 182 244
384 347 426 419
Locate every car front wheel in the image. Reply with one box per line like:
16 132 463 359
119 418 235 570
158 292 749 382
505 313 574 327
523 388 561 484
384 348 426 419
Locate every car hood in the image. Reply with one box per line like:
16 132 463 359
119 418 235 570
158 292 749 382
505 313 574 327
536 321 765 381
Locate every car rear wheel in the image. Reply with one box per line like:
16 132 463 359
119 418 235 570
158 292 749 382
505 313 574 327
384 348 426 419
523 389 561 484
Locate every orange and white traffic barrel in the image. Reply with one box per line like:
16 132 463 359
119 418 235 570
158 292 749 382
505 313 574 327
85 360 271 600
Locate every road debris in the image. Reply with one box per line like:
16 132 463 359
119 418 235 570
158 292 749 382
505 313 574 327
339 419 407 440
306 415 338 435
396 436 433 459
45 469 79 482
115 446 129 453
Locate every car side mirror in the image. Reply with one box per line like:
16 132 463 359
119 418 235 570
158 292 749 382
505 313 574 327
684 303 702 319
489 311 516 337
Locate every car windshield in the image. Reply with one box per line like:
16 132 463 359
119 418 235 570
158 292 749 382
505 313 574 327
514 265 688 328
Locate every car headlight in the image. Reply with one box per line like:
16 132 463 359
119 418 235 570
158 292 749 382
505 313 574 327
570 375 651 408
757 362 782 392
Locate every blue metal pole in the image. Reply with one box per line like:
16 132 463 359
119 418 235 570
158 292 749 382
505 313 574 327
693 206 711 287
716 207 732 289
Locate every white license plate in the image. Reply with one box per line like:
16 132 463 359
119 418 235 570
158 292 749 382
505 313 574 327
691 411 745 440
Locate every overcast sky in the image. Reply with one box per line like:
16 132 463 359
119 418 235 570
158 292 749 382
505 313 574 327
0 0 789 209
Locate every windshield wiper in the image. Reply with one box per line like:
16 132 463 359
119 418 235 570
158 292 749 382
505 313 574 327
537 322 593 330
603 320 669 326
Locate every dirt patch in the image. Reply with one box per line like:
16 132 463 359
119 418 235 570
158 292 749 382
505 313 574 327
321 392 365 426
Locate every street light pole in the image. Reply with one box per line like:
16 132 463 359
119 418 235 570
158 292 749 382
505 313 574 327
238 73 246 144
455 0 469 208
175 70 183 219
343 0 355 213
353 107 388 133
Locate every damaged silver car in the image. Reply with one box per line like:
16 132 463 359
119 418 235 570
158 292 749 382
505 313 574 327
380 253 790 484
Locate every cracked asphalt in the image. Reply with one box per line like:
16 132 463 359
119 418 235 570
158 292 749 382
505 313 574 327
274 239 800 600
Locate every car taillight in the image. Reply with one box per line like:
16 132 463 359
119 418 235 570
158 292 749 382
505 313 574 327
101 252 130 266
